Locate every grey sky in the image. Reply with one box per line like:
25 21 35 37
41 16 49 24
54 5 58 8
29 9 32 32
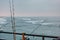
0 0 60 16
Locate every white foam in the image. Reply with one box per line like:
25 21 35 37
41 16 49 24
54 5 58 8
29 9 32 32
25 21 38 24
0 18 7 24
39 20 44 23
22 18 31 20
0 18 6 21
41 23 54 25
25 20 45 24
0 25 3 31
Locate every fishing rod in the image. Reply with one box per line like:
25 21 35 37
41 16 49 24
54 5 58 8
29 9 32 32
9 0 16 40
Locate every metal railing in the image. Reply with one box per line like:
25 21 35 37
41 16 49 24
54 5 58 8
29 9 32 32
0 31 59 40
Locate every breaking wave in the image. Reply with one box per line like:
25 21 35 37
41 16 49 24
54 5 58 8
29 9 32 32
41 23 54 25
22 18 31 20
25 20 45 24
0 18 7 24
25 21 38 24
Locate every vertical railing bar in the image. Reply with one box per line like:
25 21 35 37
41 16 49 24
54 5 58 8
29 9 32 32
42 37 44 40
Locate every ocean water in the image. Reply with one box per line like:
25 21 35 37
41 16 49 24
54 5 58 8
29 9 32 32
0 17 60 40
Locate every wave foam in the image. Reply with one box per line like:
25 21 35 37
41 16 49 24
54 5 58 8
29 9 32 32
41 23 54 25
0 18 7 24
25 21 38 24
25 20 45 24
22 18 31 20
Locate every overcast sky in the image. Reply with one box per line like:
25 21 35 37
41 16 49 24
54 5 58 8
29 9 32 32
0 0 60 17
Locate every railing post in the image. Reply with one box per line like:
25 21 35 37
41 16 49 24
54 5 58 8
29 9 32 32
42 37 44 40
22 33 25 40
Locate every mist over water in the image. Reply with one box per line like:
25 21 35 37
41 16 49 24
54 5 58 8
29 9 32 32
0 17 60 40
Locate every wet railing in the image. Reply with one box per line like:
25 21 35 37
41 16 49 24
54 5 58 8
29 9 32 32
0 31 59 40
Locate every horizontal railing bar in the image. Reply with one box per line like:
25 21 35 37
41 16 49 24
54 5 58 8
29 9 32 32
0 31 59 38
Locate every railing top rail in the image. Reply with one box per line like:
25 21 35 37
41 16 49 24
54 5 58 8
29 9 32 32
0 31 59 38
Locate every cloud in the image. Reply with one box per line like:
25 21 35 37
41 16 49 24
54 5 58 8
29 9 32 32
0 0 60 16
14 0 60 12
